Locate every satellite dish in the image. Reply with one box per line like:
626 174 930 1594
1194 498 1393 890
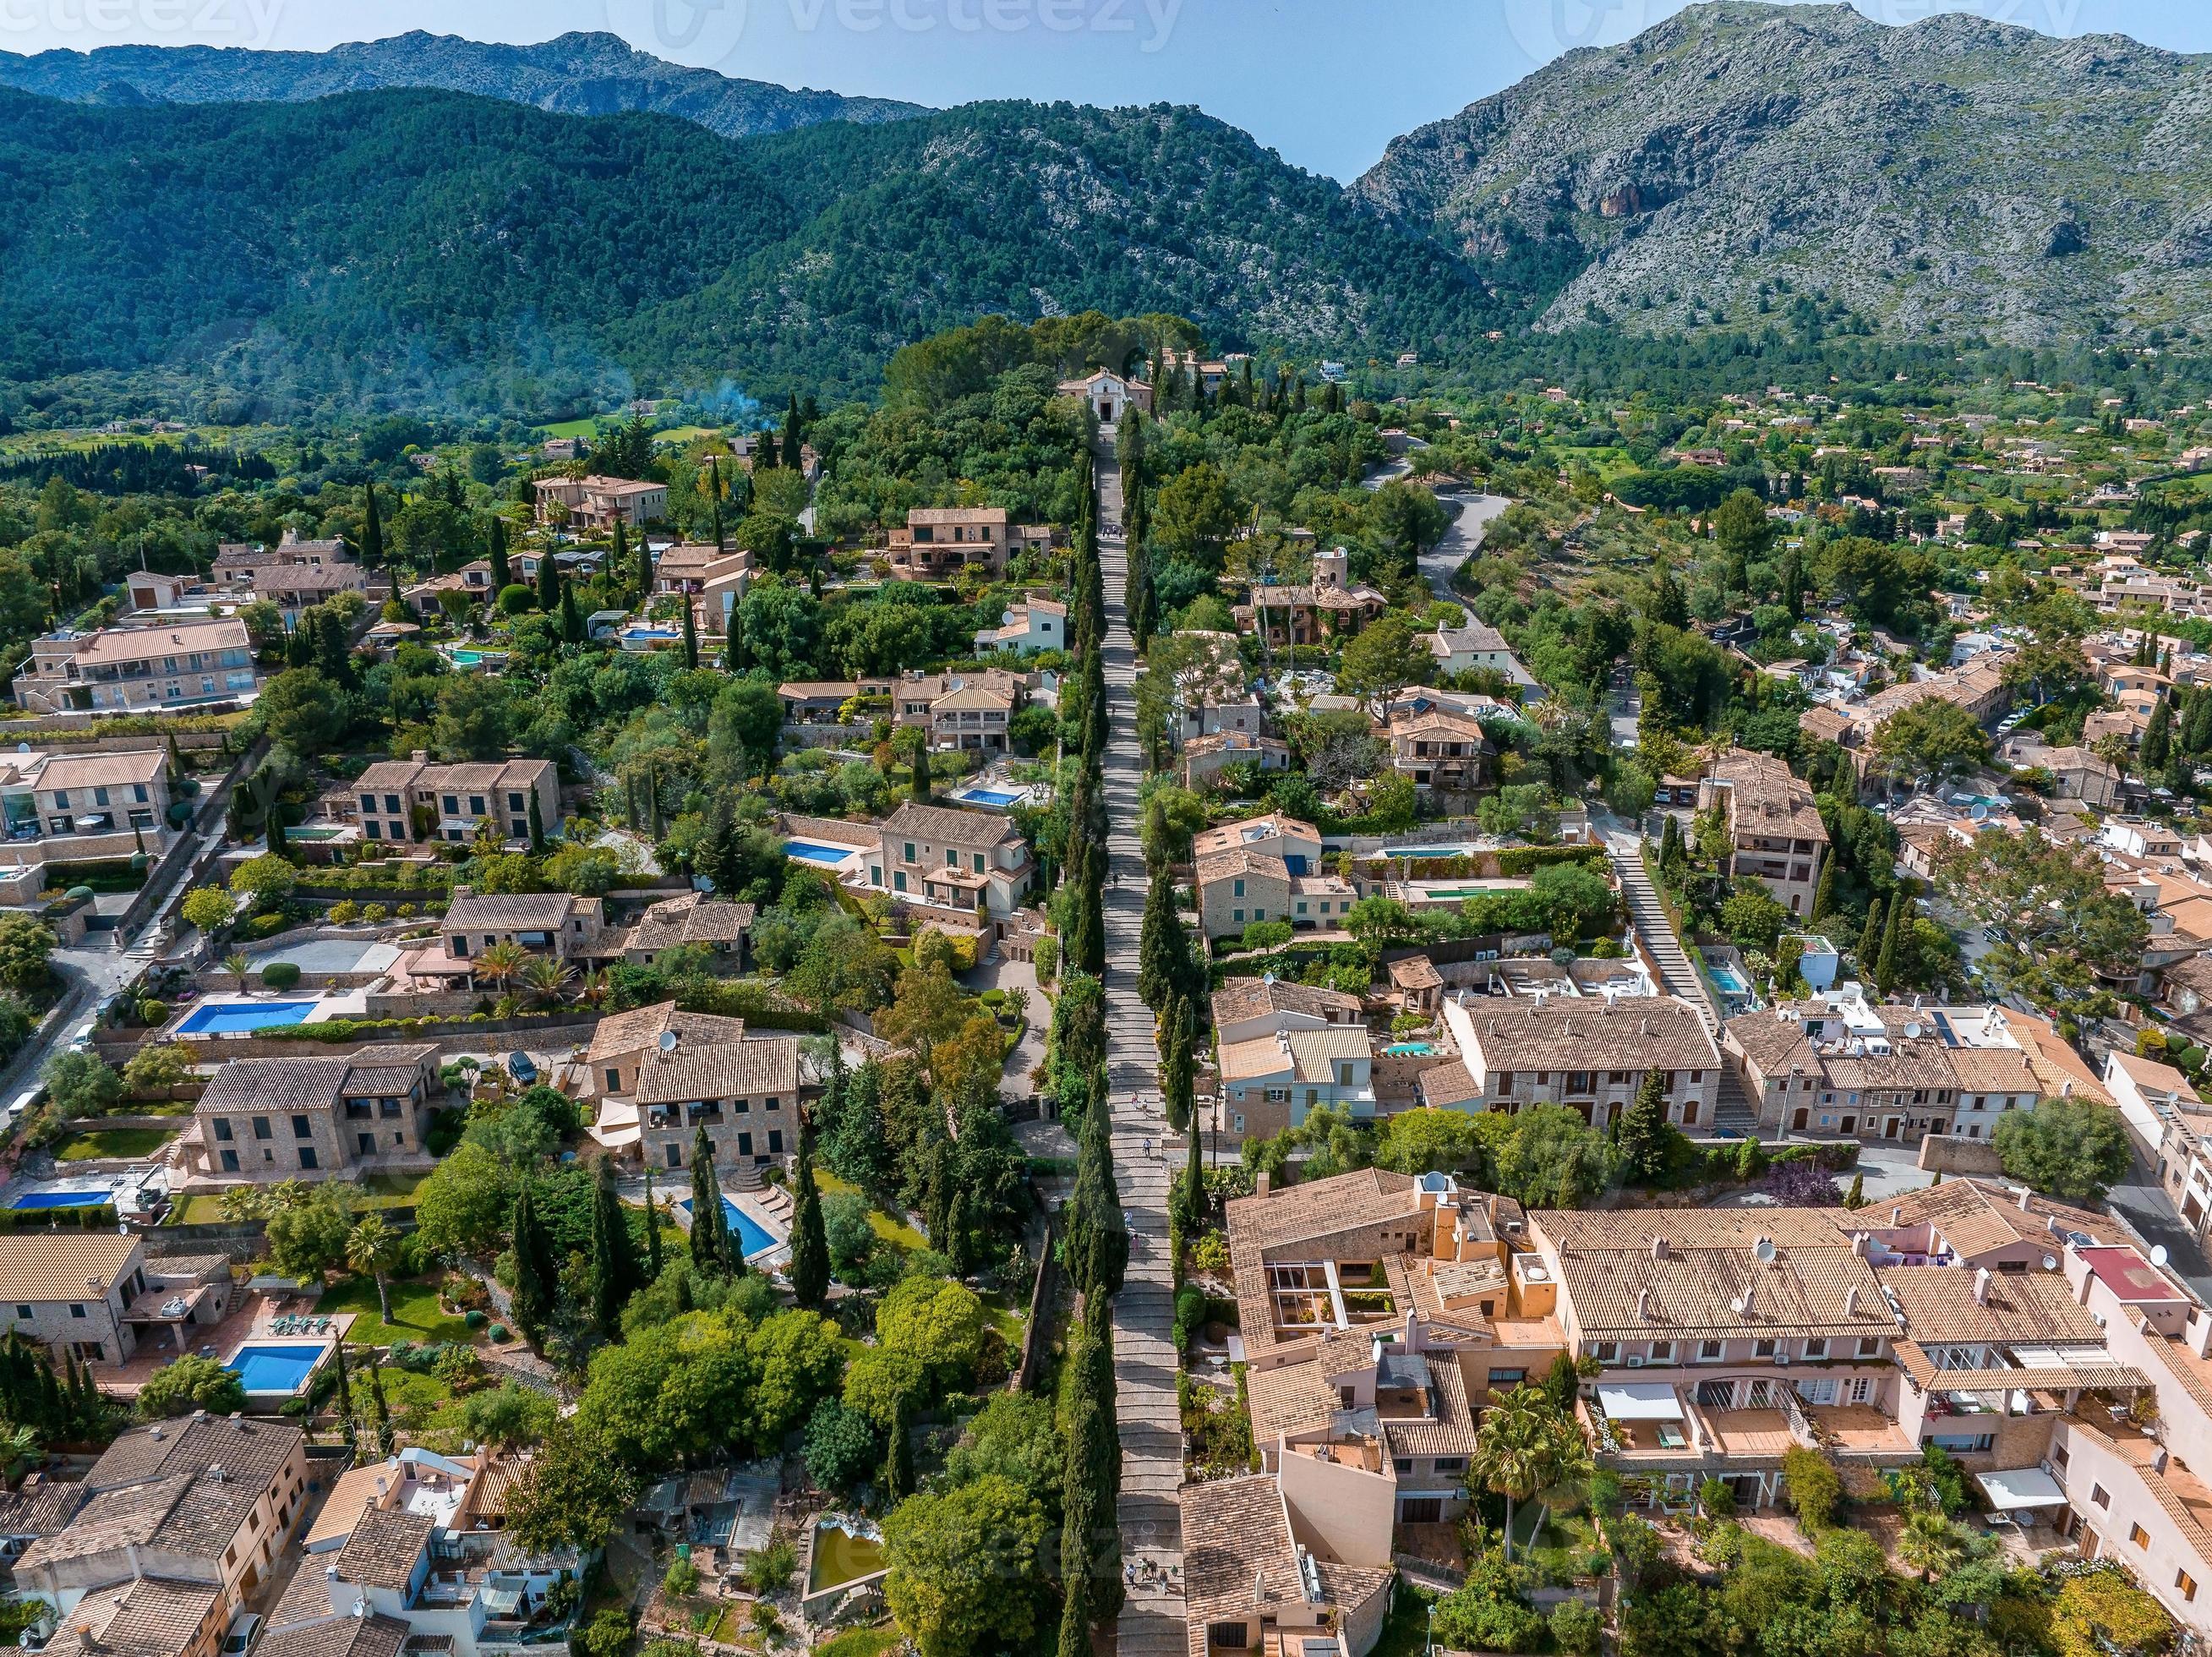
13 743 25 756
2154 1244 2171 1268
1903 1022 1923 1039
657 1031 679 1053
2042 1255 2059 1271
1754 1238 1778 1264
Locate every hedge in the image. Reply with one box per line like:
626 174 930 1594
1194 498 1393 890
0 1205 116 1229
1493 845 1609 878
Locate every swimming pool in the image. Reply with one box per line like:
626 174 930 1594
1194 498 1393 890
956 788 1023 808
226 1343 323 1396
682 1195 777 1260
1383 844 1476 860
11 1189 111 1211
451 648 507 667
177 1000 320 1035
1709 964 1750 995
785 841 859 866
1384 1042 1434 1057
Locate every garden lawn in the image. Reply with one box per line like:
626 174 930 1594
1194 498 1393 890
815 1169 926 1251
1369 1581 1436 1657
168 1194 227 1224
325 1275 474 1349
52 1126 178 1162
816 1627 901 1657
354 1170 431 1209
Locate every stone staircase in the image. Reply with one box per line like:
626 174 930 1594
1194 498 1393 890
1606 834 1718 1034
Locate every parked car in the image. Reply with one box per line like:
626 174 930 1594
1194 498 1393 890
506 1052 538 1086
222 1611 262 1656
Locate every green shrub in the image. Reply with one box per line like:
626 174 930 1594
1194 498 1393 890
328 900 359 924
259 962 302 991
245 913 287 940
1550 1600 1602 1657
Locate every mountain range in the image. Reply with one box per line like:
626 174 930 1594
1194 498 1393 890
0 30 920 136
2 3 2209 421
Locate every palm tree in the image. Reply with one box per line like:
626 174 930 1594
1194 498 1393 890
473 941 529 995
345 1213 401 1323
221 952 251 993
0 1424 41 1481
576 968 612 1010
522 957 574 1008
1466 1387 1586 1563
1898 1509 1968 1583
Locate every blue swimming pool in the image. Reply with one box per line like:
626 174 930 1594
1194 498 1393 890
683 1195 777 1260
226 1344 323 1396
958 788 1023 808
177 1000 319 1035
1709 965 1750 995
784 841 857 866
11 1189 110 1211
1384 1042 1434 1057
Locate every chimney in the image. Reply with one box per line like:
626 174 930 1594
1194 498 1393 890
1256 1172 1272 1201
1636 1290 1651 1321
1741 1279 1757 1316
2156 1447 2172 1475
1851 1231 1870 1258
1843 1286 1859 1316
1973 1267 1992 1306
1253 1567 1266 1610
1651 1236 1669 1261
1890 1206 1901 1225
2018 1187 2034 1212
2191 1311 2212 1360
412 749 429 763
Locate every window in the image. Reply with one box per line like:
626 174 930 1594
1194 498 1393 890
299 1148 318 1171
2179 1571 2198 1604
903 842 916 863
68 1304 84 1320
1592 1342 1618 1363
1393 1458 1412 1475
1699 1341 1724 1362
292 1115 312 1139
1753 1338 1777 1359
2092 1485 2111 1509
1803 1338 1827 1359
1647 1343 1674 1364
2131 1524 2150 1549
212 1119 232 1143
1856 1337 1882 1358
607 1069 621 1091
2054 1445 2070 1469
253 1117 273 1141
1207 1625 1251 1651
1233 878 1245 898
1434 1457 1465 1474
1488 1369 1527 1386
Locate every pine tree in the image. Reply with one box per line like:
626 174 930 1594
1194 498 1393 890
535 545 560 611
2144 699 2174 773
789 1114 830 1309
644 1165 664 1280
688 1126 725 1276
587 1155 637 1339
883 1392 915 1501
1856 899 1886 981
681 593 699 670
511 1181 555 1346
359 483 384 569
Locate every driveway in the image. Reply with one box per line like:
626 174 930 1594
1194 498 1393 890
1418 492 1511 609
2107 1171 2212 1302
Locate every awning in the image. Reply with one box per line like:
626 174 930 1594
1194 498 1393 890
1598 1383 1683 1421
1979 1468 2068 1512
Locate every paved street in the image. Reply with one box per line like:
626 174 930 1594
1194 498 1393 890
1095 437 1188 1657
1419 490 1510 608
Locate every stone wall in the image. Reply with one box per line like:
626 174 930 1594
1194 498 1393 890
1917 1134 2004 1177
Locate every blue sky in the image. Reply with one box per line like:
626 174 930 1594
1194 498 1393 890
6 0 2209 178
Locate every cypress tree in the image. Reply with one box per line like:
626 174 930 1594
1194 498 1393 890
1843 1172 1865 1210
369 1359 393 1455
910 739 931 804
634 519 652 598
535 546 560 611
681 593 699 670
587 1155 636 1338
511 1181 555 1346
2186 688 2212 756
1856 898 1886 981
1163 995 1196 1135
527 790 545 855
1616 1070 1673 1184
330 1338 355 1450
2144 699 2174 773
883 1392 915 1501
559 577 584 644
1060 1301 1123 1621
688 1125 725 1276
1066 1088 1128 1300
1138 870 1182 1011
360 483 384 569
1810 854 1838 923
610 517 629 595
789 1115 830 1309
1876 885 1909 993
643 1165 664 1280
488 514 509 592
1180 1106 1204 1232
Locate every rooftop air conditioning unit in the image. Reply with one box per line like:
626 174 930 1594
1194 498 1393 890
1773 1354 1791 1367
1625 1355 1645 1369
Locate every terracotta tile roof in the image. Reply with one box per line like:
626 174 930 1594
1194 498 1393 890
1386 956 1443 989
1417 1062 1481 1109
443 890 586 931
1461 996 1719 1074
0 1477 84 1538
1217 1027 1369 1084
1195 848 1290 889
40 1577 221 1657
334 1504 436 1589
1876 1264 2106 1343
880 801 1020 850
1710 749 1829 845
633 1037 800 1106
1192 815 1319 859
1878 1178 2113 1260
27 750 167 790
585 1001 748 1065
624 894 756 953
0 1233 139 1302
259 1613 411 1657
1226 1168 1418 1258
1534 1209 1892 1341
1181 1475 1298 1651
1210 977 1363 1028
199 1047 434 1113
24 1417 303 1576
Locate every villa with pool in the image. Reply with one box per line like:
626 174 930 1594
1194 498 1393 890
181 1044 442 1184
